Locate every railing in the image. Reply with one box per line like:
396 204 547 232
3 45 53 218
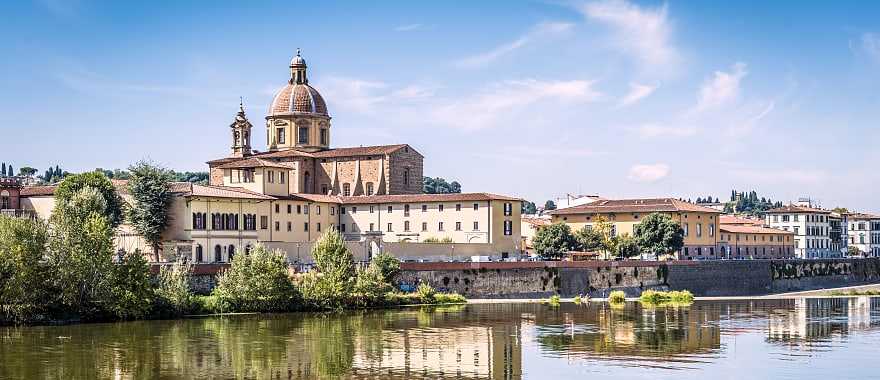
0 209 36 219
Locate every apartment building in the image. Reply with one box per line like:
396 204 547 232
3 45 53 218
765 205 835 258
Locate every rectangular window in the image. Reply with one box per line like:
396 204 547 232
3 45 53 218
683 223 689 237
287 221 291 232
331 206 335 215
387 223 393 232
277 128 286 144
696 223 702 237
504 220 513 236
275 204 280 213
304 222 309 232
709 223 715 237
422 205 427 212
320 128 328 145
287 204 292 214
341 224 346 232
439 204 444 212
230 170 240 183
352 207 357 213
304 205 309 214
369 205 374 213
280 171 285 184
404 204 410 216
268 170 275 183
298 126 308 144
341 207 346 214
473 221 479 230
261 216 268 229
317 223 321 232
455 222 462 231
404 221 410 231
275 221 280 231
369 223 375 231
438 222 444 231
504 202 512 216
473 203 479 211
316 206 321 215
456 204 461 211
387 205 393 213
422 222 428 231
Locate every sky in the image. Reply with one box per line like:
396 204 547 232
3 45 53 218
2 1 879 211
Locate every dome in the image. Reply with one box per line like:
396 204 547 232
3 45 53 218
268 83 328 116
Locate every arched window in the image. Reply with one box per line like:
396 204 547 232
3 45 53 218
195 245 203 263
0 190 9 209
228 245 235 261
303 171 311 193
214 245 222 262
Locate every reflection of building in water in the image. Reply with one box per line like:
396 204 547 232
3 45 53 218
351 324 522 379
767 297 879 347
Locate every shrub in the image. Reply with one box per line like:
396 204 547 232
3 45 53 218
312 229 354 280
639 289 694 304
547 295 561 307
211 244 298 313
0 215 52 323
350 265 392 307
370 251 400 284
107 250 155 320
416 283 436 303
433 293 466 304
608 290 626 303
155 260 195 316
573 294 583 305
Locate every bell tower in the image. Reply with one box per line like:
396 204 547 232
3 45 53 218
230 98 253 157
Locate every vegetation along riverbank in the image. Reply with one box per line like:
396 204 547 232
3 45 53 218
0 165 464 326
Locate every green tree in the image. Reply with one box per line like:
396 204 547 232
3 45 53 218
532 222 576 259
6 165 12 177
155 260 195 316
0 215 53 323
573 226 603 252
211 244 298 312
127 161 174 262
833 207 849 214
369 251 400 284
108 250 154 320
634 213 684 259
544 200 557 211
53 171 124 228
522 201 537 214
17 166 37 177
615 233 640 259
847 246 862 256
301 230 356 309
423 177 461 194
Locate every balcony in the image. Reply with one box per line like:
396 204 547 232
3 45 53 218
0 209 37 219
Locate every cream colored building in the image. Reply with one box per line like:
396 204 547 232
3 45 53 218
548 198 721 260
18 52 522 263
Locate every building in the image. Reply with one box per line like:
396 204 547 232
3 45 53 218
717 218 795 259
764 205 835 259
17 52 521 263
845 213 880 257
553 194 603 210
520 215 551 254
0 177 37 219
548 198 721 260
829 212 847 255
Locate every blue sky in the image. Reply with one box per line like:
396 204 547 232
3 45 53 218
2 1 879 211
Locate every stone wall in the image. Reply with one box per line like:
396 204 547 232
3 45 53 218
398 258 880 298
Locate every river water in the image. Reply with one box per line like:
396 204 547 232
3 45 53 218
1 297 878 379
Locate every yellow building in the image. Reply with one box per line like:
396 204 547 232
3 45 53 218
18 52 521 263
548 198 721 260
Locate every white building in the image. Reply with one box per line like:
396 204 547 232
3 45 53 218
553 194 603 210
765 205 835 259
846 213 880 257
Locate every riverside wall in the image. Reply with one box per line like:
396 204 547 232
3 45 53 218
395 258 880 298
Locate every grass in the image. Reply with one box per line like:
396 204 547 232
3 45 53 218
542 295 561 307
608 290 627 304
638 290 694 305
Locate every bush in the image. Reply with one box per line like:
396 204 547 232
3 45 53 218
0 215 52 324
370 251 400 284
155 260 195 316
433 293 466 304
608 290 626 303
349 265 392 307
312 229 354 280
416 283 436 303
546 295 561 307
639 289 694 304
211 244 298 313
107 250 155 320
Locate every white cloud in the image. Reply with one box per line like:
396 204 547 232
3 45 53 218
455 22 574 68
635 123 698 138
428 79 601 130
394 24 424 32
861 33 880 63
627 163 670 182
618 82 657 106
578 0 678 71
319 77 391 114
693 62 747 113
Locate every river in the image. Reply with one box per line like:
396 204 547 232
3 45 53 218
1 297 878 379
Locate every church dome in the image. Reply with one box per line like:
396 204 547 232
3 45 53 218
268 49 329 117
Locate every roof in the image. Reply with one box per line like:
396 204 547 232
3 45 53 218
719 215 765 226
549 198 721 215
765 205 831 214
21 181 201 198
720 225 794 235
338 192 521 205
186 184 276 200
209 144 419 166
20 185 56 196
216 158 294 170
522 217 551 227
269 83 328 116
846 212 880 220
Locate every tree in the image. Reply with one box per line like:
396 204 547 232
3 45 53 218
615 233 640 259
6 165 12 177
1 163 6 176
532 222 576 259
0 215 53 323
369 251 400 284
593 216 618 258
833 207 849 214
301 230 356 310
127 161 174 262
634 213 685 259
521 201 537 215
211 244 298 312
18 166 37 177
423 177 461 194
847 246 862 257
53 171 124 228
544 200 557 211
573 226 603 252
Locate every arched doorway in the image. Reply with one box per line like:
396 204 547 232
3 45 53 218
195 245 203 263
214 245 222 262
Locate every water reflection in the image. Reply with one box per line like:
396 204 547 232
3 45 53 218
2 298 880 379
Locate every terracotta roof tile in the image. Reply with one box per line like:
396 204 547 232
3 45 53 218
720 225 794 235
846 212 880 220
719 215 765 226
20 185 56 196
338 192 520 205
549 198 721 215
187 185 276 200
216 158 295 170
